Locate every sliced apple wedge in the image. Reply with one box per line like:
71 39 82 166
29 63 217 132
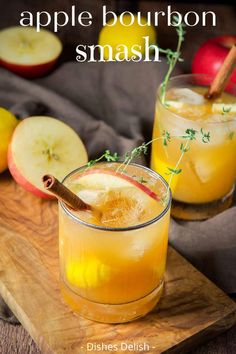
8 117 88 198
0 27 62 78
68 168 162 228
75 169 160 201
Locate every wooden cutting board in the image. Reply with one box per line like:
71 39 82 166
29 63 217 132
0 172 235 354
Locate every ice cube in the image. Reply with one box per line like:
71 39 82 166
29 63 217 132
189 160 212 183
100 187 160 228
100 189 145 228
204 114 222 123
170 88 205 105
78 189 107 207
205 114 230 123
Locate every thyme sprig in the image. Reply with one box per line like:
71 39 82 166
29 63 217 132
117 136 169 173
166 139 189 198
200 128 211 143
159 16 186 104
221 106 234 140
222 106 232 114
182 128 197 141
163 130 171 146
87 150 119 168
86 127 211 204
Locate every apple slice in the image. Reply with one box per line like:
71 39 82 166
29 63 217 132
0 27 62 78
73 168 160 201
8 116 88 198
68 168 162 228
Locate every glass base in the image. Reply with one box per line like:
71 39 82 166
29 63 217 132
61 280 164 324
171 188 234 221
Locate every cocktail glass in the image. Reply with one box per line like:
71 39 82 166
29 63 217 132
151 74 236 220
59 162 171 323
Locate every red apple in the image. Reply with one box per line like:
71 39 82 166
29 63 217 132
192 36 236 83
0 27 62 78
75 168 160 201
8 117 88 198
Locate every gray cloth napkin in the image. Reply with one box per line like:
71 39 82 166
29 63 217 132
0 62 235 325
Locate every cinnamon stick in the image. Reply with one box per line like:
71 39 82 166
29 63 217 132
205 44 236 99
42 174 89 210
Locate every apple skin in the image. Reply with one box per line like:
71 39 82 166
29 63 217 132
192 36 236 83
0 58 58 79
8 141 55 199
7 116 88 200
78 168 160 201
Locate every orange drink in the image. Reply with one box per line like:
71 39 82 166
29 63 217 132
151 74 236 220
59 162 171 323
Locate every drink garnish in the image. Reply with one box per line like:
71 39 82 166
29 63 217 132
205 45 236 99
42 174 90 210
85 127 210 205
159 16 186 104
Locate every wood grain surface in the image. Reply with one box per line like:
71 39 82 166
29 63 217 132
1 320 236 354
0 172 235 354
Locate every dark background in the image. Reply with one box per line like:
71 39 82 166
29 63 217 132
0 0 235 71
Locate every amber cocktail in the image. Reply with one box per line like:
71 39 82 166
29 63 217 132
151 74 236 220
59 162 171 323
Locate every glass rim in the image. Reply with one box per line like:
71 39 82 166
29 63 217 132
157 73 236 125
60 162 172 232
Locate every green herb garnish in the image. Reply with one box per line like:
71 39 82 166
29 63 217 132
159 16 186 104
182 128 197 141
162 130 171 146
200 128 211 143
222 106 232 115
86 127 211 206
132 175 147 184
87 150 119 168
166 167 182 175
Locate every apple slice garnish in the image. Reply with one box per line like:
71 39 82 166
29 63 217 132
0 27 62 78
73 168 160 201
8 116 88 199
69 168 162 228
